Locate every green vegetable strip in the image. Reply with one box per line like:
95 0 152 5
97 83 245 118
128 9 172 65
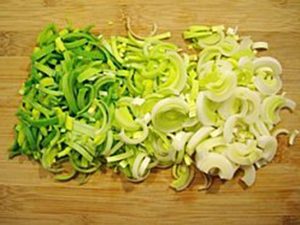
34 62 55 76
66 142 94 162
61 69 79 114
77 67 102 83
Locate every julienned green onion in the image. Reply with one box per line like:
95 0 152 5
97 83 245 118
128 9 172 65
10 23 297 191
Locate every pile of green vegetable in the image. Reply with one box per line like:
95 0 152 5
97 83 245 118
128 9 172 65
10 23 298 190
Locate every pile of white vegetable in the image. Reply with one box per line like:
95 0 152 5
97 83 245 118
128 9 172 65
149 25 298 190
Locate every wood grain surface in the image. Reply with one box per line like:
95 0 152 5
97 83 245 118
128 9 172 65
0 0 300 224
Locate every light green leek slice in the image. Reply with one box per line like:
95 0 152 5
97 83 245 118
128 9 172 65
119 119 149 144
151 97 189 133
170 164 194 191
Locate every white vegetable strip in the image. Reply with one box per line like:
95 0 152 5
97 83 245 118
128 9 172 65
257 135 278 162
252 42 268 50
187 126 214 155
240 165 256 186
196 153 236 180
289 129 299 146
272 128 289 137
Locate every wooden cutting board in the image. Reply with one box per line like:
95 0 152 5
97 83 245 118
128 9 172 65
0 0 299 224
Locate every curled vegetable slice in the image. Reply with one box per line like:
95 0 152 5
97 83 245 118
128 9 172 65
261 95 296 125
196 152 236 180
186 126 214 155
152 97 189 133
218 87 260 123
119 119 149 144
170 163 194 191
257 135 278 162
289 129 299 146
226 142 262 165
240 165 256 186
196 92 218 126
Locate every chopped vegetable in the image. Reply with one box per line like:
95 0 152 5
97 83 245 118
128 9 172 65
10 22 297 191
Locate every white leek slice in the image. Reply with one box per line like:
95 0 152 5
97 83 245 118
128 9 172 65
219 36 239 56
226 142 262 165
253 56 282 95
172 131 193 151
132 153 151 179
198 173 213 191
254 120 270 136
261 95 296 124
255 159 268 169
218 87 260 123
186 126 214 155
272 128 289 137
257 135 278 162
204 70 237 102
289 129 299 146
252 42 268 50
253 56 282 76
240 165 256 186
196 152 236 180
196 136 226 152
223 115 241 143
210 127 223 137
253 74 282 95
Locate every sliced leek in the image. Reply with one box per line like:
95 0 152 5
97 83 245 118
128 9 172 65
10 23 297 192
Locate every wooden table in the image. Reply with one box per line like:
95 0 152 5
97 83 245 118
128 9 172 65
0 0 299 224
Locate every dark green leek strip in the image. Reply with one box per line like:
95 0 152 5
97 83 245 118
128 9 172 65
41 129 57 147
22 124 36 151
9 139 21 159
61 70 79 114
34 62 55 77
62 32 98 42
73 49 105 60
37 24 57 46
54 170 77 181
38 86 63 96
94 75 116 94
32 44 55 61
25 100 54 117
64 39 88 49
77 85 95 115
30 117 59 127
